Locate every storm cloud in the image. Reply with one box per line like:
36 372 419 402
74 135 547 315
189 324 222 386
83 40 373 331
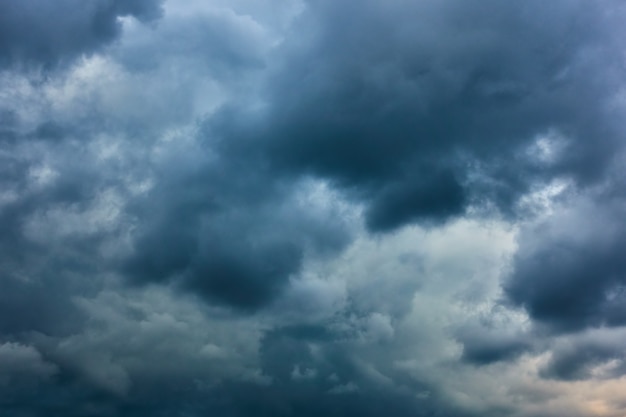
0 0 163 68
2 0 626 416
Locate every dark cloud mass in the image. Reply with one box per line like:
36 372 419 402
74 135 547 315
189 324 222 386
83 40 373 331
456 325 532 365
541 340 625 381
213 0 624 230
505 190 626 332
0 0 163 68
2 0 626 416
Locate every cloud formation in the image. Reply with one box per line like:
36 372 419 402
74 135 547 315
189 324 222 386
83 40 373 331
0 0 163 68
2 0 626 416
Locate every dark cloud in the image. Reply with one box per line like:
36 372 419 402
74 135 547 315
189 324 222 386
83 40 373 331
0 0 163 69
2 0 626 416
226 324 472 417
456 327 531 365
0 142 98 337
211 0 625 233
0 320 472 417
364 169 466 231
114 0 624 314
540 336 626 381
504 190 626 332
121 0 626 310
123 152 351 309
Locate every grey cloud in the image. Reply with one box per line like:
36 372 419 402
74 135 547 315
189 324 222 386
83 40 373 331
123 152 351 309
539 331 626 381
0 300 466 417
365 169 466 231
124 0 626 309
0 342 57 382
117 10 269 74
505 190 626 332
2 0 626 416
0 0 163 69
211 0 625 233
0 112 144 339
456 327 532 365
0 343 58 416
0 157 92 337
232 324 472 417
540 343 621 381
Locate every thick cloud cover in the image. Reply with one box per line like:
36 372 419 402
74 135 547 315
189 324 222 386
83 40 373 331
506 187 626 332
0 0 163 68
2 0 626 416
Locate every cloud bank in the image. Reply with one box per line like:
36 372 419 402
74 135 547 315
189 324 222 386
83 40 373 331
2 0 626 416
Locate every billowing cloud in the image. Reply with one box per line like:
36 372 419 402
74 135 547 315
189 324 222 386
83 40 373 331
505 186 626 332
0 0 164 69
212 0 625 227
2 0 626 416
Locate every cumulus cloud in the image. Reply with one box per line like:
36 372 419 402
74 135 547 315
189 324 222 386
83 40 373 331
2 0 626 416
0 0 164 69
505 187 626 332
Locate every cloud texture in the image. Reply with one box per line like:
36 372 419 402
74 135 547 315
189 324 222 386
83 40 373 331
2 0 626 416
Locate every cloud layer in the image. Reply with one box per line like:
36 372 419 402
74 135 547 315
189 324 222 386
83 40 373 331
2 0 626 416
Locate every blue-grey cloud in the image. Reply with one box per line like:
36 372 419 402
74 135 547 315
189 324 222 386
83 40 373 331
505 188 626 332
1 0 626 416
0 0 163 69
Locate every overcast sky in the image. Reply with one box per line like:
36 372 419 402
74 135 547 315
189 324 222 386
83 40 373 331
2 0 626 416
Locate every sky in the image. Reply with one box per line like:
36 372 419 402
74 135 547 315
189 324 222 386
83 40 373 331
1 0 626 416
